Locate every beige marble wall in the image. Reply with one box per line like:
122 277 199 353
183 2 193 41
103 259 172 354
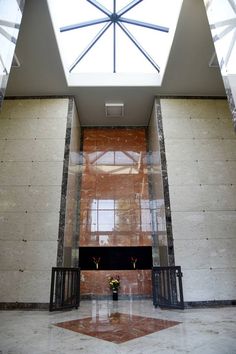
0 98 69 303
160 98 236 301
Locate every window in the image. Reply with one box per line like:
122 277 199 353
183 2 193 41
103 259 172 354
48 0 182 85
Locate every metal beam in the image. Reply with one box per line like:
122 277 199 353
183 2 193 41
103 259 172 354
228 0 236 14
69 22 112 72
213 24 235 41
119 17 169 32
60 18 109 32
0 27 17 44
224 29 236 66
117 22 160 72
0 20 20 29
87 0 112 17
113 22 116 73
117 0 143 17
210 18 236 28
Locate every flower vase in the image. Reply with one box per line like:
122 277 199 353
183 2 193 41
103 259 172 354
133 263 136 269
112 290 118 301
96 263 98 270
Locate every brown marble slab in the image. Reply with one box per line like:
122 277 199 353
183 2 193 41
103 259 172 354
54 313 181 343
80 270 152 296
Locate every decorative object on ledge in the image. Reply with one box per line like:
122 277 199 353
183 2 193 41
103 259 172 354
92 256 100 270
131 257 137 269
109 275 120 301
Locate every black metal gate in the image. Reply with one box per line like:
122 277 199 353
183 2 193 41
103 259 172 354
49 267 80 311
152 266 184 309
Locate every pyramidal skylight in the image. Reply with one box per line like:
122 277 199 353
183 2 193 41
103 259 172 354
48 0 182 85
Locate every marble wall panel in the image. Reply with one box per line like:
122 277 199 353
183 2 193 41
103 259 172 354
27 186 62 212
17 270 51 303
0 271 19 302
161 98 236 302
174 239 210 269
79 233 152 247
210 269 236 301
0 186 29 212
32 139 65 161
194 139 236 161
165 139 197 161
0 119 9 138
0 140 6 159
3 140 36 161
80 270 152 297
169 185 203 212
181 270 235 302
24 212 60 241
167 160 200 185
35 118 67 139
4 119 37 139
20 241 58 270
208 239 236 269
160 99 218 119
205 211 236 238
1 99 41 118
0 241 23 270
30 161 64 186
215 100 233 119
170 185 236 212
38 98 69 119
0 98 69 304
80 128 151 249
162 118 193 139
172 211 236 241
0 212 26 240
171 211 207 240
198 160 236 185
190 118 235 139
182 269 216 302
0 162 31 185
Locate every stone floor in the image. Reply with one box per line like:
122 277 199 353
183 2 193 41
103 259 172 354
0 300 236 354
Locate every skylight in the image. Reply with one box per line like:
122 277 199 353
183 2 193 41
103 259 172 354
48 0 182 85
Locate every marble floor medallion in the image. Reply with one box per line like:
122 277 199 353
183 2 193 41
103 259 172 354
54 313 181 343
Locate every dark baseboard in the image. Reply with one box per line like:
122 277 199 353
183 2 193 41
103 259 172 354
0 302 49 310
1 299 235 310
184 300 236 308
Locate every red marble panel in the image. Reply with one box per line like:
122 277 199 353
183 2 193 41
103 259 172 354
80 270 152 296
80 128 152 261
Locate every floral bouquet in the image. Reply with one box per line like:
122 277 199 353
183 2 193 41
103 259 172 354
108 275 120 291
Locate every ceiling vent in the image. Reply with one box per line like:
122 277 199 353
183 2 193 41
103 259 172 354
105 103 124 117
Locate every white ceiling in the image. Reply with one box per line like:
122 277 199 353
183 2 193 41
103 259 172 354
6 0 226 126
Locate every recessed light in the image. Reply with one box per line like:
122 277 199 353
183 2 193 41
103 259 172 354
105 103 124 117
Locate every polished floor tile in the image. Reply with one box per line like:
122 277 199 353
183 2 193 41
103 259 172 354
54 312 180 343
1 300 236 354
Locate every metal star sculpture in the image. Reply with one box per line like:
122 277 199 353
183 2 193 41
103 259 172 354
60 0 169 73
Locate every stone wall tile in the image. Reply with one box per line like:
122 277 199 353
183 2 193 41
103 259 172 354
30 161 63 185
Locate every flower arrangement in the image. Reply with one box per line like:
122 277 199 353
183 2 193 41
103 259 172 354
131 256 137 269
108 275 120 291
92 256 100 269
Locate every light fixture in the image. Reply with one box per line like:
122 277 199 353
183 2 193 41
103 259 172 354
105 103 124 117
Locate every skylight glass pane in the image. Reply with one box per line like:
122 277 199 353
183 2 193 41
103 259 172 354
48 0 182 78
